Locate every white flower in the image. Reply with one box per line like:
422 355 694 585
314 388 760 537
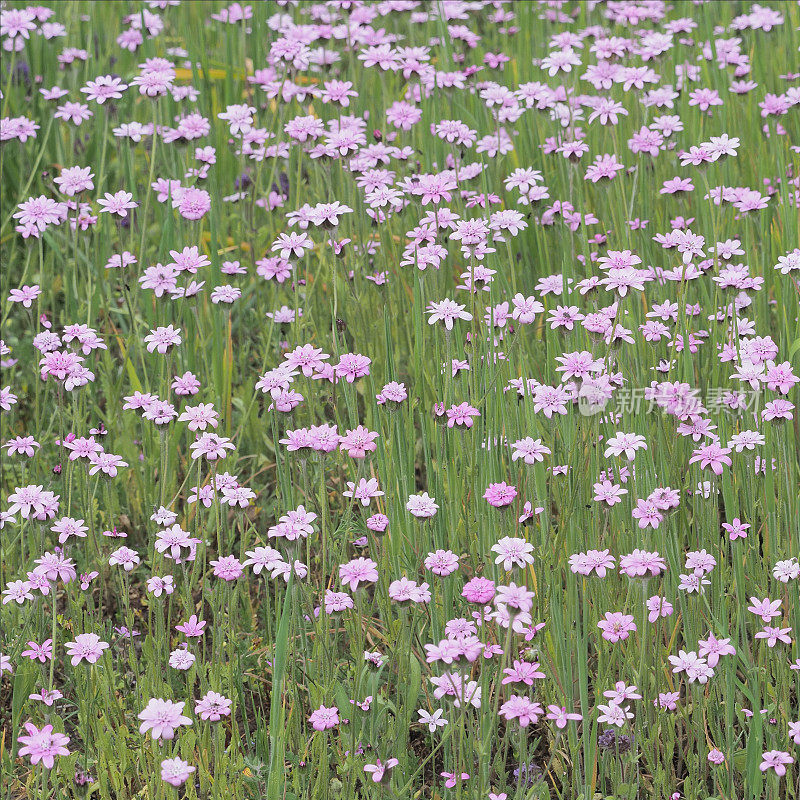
417 708 448 732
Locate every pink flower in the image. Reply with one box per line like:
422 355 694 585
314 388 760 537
491 537 534 570
339 557 378 591
441 771 470 788
789 722 800 745
603 682 641 705
146 575 174 597
656 692 680 711
190 433 235 461
502 659 545 686
210 555 243 581
389 578 430 604
176 615 207 638
668 650 713 684
17 722 70 768
597 612 637 643
426 298 472 329
722 518 750 540
138 698 192 740
688 443 732 474
97 190 137 217
747 597 782 623
755 626 792 647
342 477 384 506
759 750 793 777
376 381 407 405
13 196 64 232
619 550 667 577
156 525 197 563
445 402 480 427
168 647 196 670
87 452 128 477
173 187 210 220
308 704 339 731
81 75 128 104
335 353 371 383
21 639 53 663
338 426 379 459
698 633 736 667
64 633 109 665
462 577 495 604
597 703 634 727
631 499 664 529
144 325 182 354
418 708 448 732
540 46 580 75
50 517 87 544
483 482 518 508
8 284 42 307
218 103 255 134
499 695 544 727
406 492 438 518
194 691 232 721
366 513 389 533
646 596 674 623
272 231 312 259
324 591 354 614
495 584 535 617
532 383 570 417
424 550 459 576
511 437 551 464
161 757 196 787
604 432 647 460
108 546 140 571
546 705 583 728
762 399 794 421
364 757 399 784
29 688 63 706
570 550 615 578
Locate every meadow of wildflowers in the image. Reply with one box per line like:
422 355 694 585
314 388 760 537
1 1 799 798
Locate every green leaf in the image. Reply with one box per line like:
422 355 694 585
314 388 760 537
267 576 295 796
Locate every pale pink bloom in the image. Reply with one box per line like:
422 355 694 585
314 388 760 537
364 758 399 784
308 704 339 731
138 698 192 740
597 612 636 642
759 750 793 777
546 705 582 728
17 723 70 768
64 633 109 665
